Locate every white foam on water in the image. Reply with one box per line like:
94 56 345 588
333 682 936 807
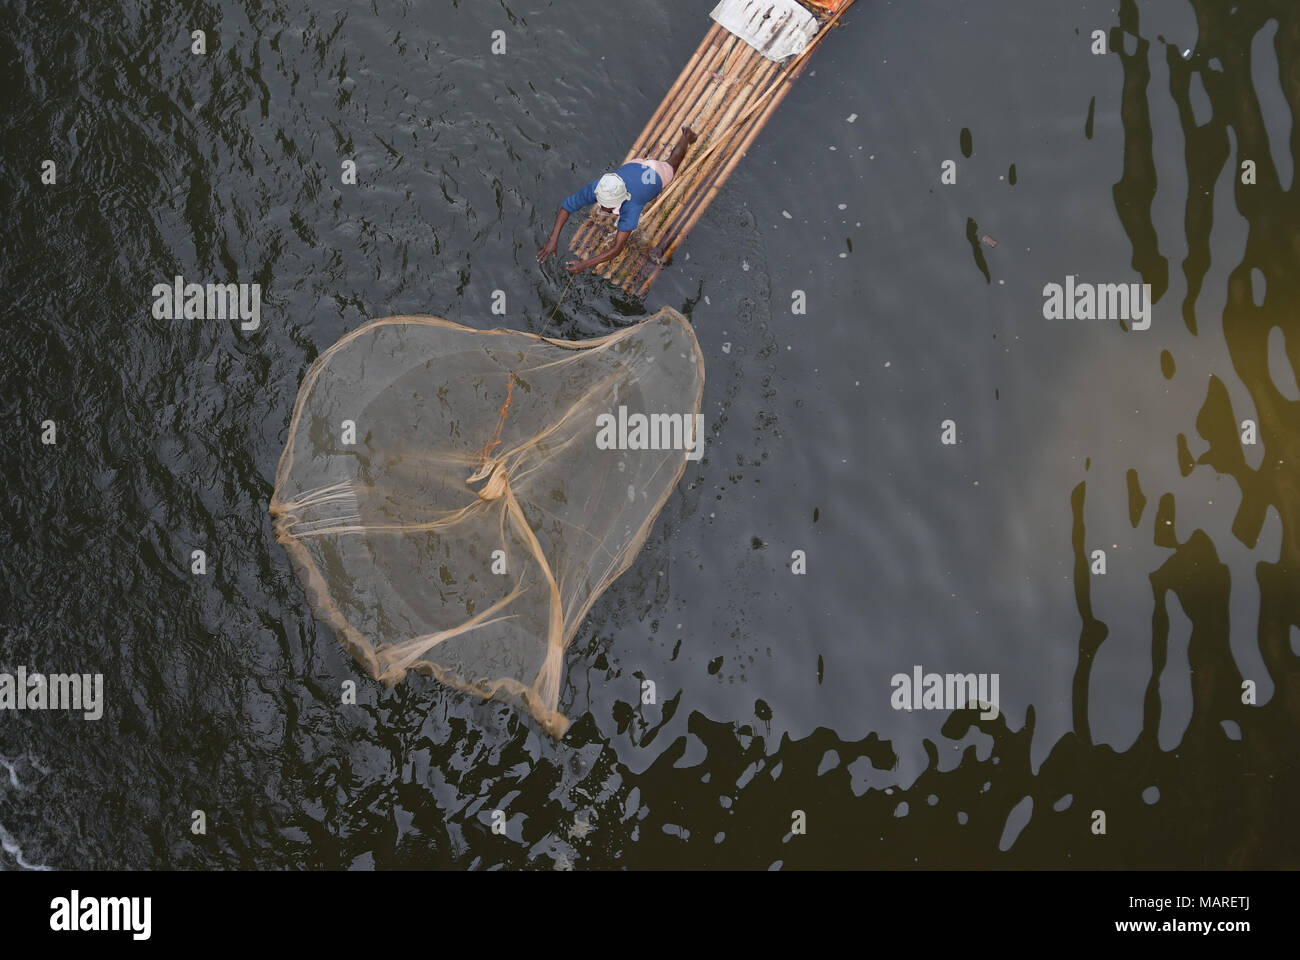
0 823 51 871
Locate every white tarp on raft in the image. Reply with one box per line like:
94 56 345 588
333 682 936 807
709 0 820 61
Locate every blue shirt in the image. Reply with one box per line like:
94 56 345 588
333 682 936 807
561 162 664 232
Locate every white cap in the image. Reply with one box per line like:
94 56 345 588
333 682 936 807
595 172 631 209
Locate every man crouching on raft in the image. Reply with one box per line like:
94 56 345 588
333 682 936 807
538 125 697 275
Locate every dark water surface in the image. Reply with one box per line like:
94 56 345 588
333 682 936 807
2 0 1297 868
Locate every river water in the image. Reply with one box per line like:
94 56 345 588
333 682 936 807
1 0 1296 868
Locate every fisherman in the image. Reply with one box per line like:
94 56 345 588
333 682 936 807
537 125 698 275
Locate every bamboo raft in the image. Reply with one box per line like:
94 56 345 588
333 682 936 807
569 0 857 297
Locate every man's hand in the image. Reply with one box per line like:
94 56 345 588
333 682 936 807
565 231 628 277
682 124 698 144
539 210 570 263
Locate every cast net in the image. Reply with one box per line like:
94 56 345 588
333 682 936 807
270 307 705 736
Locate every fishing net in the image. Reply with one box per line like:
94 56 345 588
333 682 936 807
270 307 705 736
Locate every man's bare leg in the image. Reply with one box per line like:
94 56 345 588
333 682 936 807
666 125 698 173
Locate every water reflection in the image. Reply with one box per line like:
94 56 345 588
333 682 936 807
1 0 1295 869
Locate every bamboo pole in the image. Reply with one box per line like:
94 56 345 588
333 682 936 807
625 24 719 159
690 60 750 146
639 9 856 292
640 71 804 294
606 234 648 287
673 33 745 142
643 83 796 291
606 59 764 288
573 36 731 263
608 44 778 287
626 22 726 160
612 107 749 285
570 204 611 258
649 54 780 247
571 36 730 257
580 0 858 294
579 31 762 267
645 35 735 158
647 0 854 218
636 46 772 241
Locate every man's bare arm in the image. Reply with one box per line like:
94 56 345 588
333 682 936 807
566 231 630 274
537 209 570 262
